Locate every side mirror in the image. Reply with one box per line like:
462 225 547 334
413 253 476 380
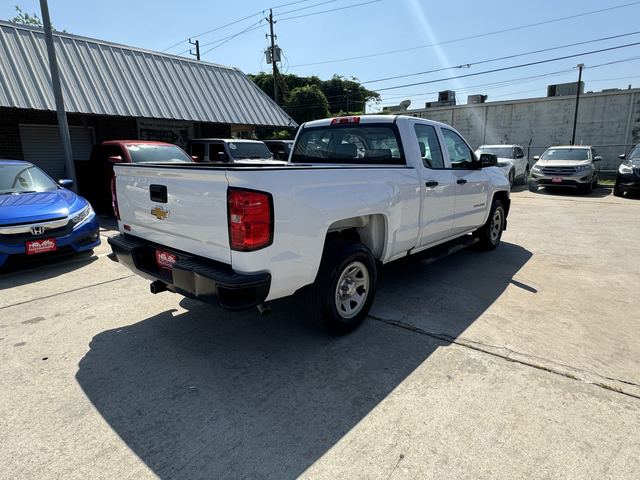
533 155 540 161
479 153 498 168
58 178 74 189
515 152 524 159
217 152 229 162
593 156 602 162
107 155 123 163
191 155 199 161
618 154 626 160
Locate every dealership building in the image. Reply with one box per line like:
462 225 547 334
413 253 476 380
0 20 295 180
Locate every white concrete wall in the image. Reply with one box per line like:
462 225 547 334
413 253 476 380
408 90 640 169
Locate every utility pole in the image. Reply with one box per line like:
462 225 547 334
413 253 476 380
267 9 278 105
39 0 76 190
188 38 200 61
571 63 584 146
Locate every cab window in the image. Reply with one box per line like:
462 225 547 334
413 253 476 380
414 124 444 169
442 129 475 169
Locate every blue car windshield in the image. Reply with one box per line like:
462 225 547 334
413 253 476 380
0 164 58 194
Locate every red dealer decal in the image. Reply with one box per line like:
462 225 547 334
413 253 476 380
25 238 57 255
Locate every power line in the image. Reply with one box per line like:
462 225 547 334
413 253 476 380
277 0 339 16
162 0 320 52
200 18 266 56
375 42 640 92
196 0 381 58
362 31 640 84
284 56 640 111
288 0 640 68
278 0 382 21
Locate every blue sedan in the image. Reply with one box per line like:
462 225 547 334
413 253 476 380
0 160 100 267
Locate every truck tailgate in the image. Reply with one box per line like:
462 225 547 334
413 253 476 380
114 164 231 264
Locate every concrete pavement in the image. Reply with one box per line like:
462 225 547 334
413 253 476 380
0 188 639 479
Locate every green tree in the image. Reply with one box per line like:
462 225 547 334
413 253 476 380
284 85 330 124
248 72 380 118
9 5 63 31
9 5 44 27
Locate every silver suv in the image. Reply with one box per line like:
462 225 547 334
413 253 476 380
529 146 601 194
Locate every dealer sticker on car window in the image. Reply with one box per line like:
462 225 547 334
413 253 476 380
229 143 237 150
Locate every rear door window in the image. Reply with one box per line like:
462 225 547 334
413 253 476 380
291 124 404 165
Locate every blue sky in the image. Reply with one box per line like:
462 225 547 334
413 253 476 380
3 0 640 111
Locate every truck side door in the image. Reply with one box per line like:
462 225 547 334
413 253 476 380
440 128 490 235
412 122 456 247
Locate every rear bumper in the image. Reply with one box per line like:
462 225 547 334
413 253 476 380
108 234 271 310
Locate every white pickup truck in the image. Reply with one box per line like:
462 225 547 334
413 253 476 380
108 115 510 334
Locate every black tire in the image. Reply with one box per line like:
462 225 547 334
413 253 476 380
306 240 377 335
592 173 599 189
528 180 538 193
613 186 624 197
580 179 593 195
516 166 529 186
508 169 515 187
475 199 505 250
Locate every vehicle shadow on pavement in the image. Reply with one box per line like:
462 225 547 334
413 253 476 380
76 242 532 480
0 251 98 288
534 186 612 198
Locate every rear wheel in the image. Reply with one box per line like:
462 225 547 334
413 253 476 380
307 240 377 335
475 199 505 250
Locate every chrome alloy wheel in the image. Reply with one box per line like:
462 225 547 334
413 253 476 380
490 208 503 244
334 261 370 319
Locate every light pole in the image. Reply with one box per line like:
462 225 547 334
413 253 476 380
571 63 584 146
40 0 76 189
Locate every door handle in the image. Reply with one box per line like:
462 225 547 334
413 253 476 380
457 179 468 185
425 181 439 188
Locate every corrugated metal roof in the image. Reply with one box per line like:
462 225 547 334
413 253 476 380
0 20 296 127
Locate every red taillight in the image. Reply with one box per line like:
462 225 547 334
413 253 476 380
227 188 273 251
330 116 360 125
110 177 120 220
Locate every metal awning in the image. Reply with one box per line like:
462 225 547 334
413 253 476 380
0 20 296 127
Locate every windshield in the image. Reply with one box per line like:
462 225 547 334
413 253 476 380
476 147 513 158
229 142 273 160
541 148 590 161
628 146 640 160
0 164 58 195
291 125 404 165
126 144 193 163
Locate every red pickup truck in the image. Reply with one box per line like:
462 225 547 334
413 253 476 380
83 140 193 214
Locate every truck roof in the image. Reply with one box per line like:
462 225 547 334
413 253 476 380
302 114 451 129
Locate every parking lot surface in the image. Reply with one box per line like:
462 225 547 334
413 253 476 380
1 187 639 480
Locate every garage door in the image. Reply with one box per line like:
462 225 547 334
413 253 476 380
19 124 94 179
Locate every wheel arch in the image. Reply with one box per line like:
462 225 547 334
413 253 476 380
324 214 388 260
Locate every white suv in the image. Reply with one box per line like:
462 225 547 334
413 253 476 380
475 145 529 186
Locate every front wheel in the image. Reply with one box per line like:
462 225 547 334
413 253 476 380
508 169 515 186
580 179 593 195
307 240 377 335
475 199 505 250
528 180 538 193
